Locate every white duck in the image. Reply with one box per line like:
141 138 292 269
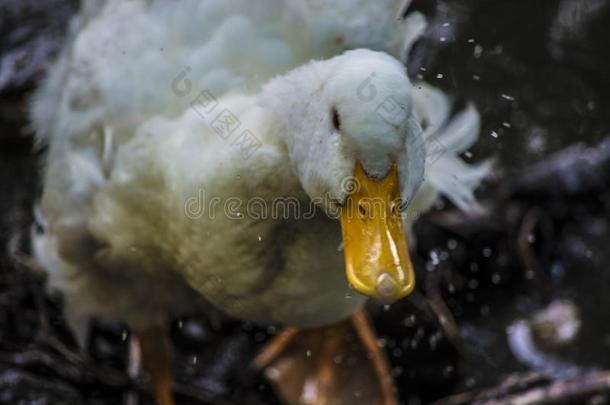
31 1 489 404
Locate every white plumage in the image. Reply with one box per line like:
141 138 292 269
32 0 488 341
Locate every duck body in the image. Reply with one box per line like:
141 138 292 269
33 0 487 335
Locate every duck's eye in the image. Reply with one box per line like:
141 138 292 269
331 107 342 131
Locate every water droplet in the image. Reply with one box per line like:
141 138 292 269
402 314 416 327
393 366 404 377
443 365 455 377
429 334 439 350
430 251 440 265
473 45 483 58
266 367 280 380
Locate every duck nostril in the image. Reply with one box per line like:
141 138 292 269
358 202 368 218
391 199 407 217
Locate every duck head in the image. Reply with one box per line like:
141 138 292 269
264 49 425 303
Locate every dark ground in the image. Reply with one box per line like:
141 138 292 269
1 0 609 404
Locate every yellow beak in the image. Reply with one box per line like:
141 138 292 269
340 162 415 303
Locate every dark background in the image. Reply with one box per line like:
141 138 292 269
1 0 609 404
